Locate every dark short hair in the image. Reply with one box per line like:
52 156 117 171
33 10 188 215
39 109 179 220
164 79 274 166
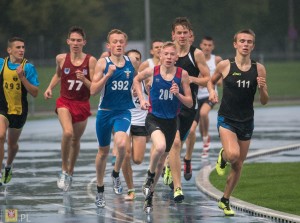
7 37 25 47
68 26 86 39
202 36 214 41
172 17 193 32
151 39 163 47
125 49 142 60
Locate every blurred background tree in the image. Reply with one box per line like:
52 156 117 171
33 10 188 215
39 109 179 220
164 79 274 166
0 0 298 63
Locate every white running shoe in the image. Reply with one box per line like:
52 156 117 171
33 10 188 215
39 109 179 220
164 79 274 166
57 172 68 190
95 192 106 208
112 172 123 195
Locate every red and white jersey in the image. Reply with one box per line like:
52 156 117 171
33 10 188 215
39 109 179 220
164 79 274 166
60 53 91 101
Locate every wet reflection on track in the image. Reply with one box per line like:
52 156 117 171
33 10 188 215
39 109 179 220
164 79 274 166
0 106 299 222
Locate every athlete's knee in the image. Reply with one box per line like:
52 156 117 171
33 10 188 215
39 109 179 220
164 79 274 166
154 143 166 155
231 160 244 172
115 138 127 151
226 149 240 163
188 126 196 136
132 146 145 164
200 109 209 118
133 158 143 165
97 148 109 159
172 136 181 150
63 129 73 140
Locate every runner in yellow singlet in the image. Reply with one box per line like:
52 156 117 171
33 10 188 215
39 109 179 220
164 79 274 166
0 37 39 186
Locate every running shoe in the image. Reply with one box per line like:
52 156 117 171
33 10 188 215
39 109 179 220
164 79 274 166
2 166 12 184
95 192 106 208
57 171 68 190
112 172 123 195
124 190 136 201
111 155 116 166
183 158 192 181
216 148 227 176
174 187 184 203
143 192 153 214
163 166 172 186
218 200 235 216
64 175 73 192
142 176 154 199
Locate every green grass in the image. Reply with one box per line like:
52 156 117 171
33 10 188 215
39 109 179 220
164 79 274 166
31 67 55 112
265 62 300 100
210 162 300 216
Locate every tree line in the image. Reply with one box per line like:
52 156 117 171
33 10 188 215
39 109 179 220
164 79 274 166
0 0 299 62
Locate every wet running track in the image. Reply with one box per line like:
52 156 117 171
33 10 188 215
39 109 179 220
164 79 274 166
0 106 299 223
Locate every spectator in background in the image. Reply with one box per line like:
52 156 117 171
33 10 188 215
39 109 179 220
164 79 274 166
139 40 163 71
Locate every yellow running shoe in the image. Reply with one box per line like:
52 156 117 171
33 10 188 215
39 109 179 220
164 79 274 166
218 200 235 216
163 166 173 185
2 166 13 184
124 190 136 201
216 148 227 176
174 187 184 203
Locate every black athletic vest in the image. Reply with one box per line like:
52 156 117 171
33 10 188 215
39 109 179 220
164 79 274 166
218 58 258 122
175 45 199 110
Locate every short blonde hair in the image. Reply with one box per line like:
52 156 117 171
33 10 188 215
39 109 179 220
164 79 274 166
162 41 176 50
106 29 128 43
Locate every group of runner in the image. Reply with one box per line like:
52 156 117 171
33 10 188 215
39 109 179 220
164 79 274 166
0 16 268 216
